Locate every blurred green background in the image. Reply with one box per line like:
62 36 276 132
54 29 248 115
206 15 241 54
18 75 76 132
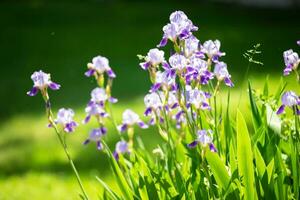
0 0 299 199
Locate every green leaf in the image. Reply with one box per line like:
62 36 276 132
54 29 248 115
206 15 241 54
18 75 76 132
236 110 257 200
254 146 266 179
229 141 237 173
248 81 262 130
266 158 274 184
205 150 230 190
266 105 282 136
96 176 121 200
102 142 134 200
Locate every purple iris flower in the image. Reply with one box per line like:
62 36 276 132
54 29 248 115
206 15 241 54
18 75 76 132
201 40 225 62
83 101 109 124
184 35 200 57
169 54 188 71
117 109 148 132
283 50 299 76
187 129 217 152
186 56 213 85
277 91 300 115
90 87 118 104
85 56 116 78
151 70 176 92
113 140 129 160
157 11 198 47
144 92 163 116
83 127 107 150
27 70 61 96
55 108 78 133
139 48 165 70
185 86 211 110
214 62 233 87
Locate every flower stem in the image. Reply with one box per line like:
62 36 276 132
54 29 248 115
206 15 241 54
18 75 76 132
45 97 89 200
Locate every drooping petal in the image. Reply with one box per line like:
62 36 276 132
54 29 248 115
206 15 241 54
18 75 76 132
209 143 217 152
84 69 95 77
108 97 118 103
162 62 171 70
150 83 161 92
138 121 149 129
283 65 293 76
224 77 234 87
107 68 116 78
27 87 39 96
83 139 90 145
144 107 152 116
113 151 119 160
83 115 91 124
157 37 168 48
117 124 128 133
96 141 102 150
187 140 199 148
276 105 285 115
139 61 151 70
49 82 61 90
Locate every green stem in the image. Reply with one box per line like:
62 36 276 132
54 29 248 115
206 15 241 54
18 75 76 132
45 96 89 200
213 87 221 154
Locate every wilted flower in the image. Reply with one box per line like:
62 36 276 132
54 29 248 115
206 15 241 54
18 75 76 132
214 62 233 87
277 91 300 115
185 86 210 110
139 48 165 70
201 40 225 62
283 50 299 76
83 127 107 150
187 129 217 152
85 56 116 78
113 140 129 160
27 70 61 96
158 10 198 47
55 108 78 133
117 109 148 132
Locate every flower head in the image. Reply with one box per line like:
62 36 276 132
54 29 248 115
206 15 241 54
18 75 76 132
283 50 299 76
83 127 107 150
158 10 198 47
169 54 188 71
113 140 129 160
201 40 225 62
187 129 217 152
277 91 300 115
117 109 148 132
139 48 165 70
27 70 61 96
55 108 78 133
185 86 210 110
150 70 176 92
184 35 200 57
214 62 233 87
83 101 109 124
85 55 116 78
